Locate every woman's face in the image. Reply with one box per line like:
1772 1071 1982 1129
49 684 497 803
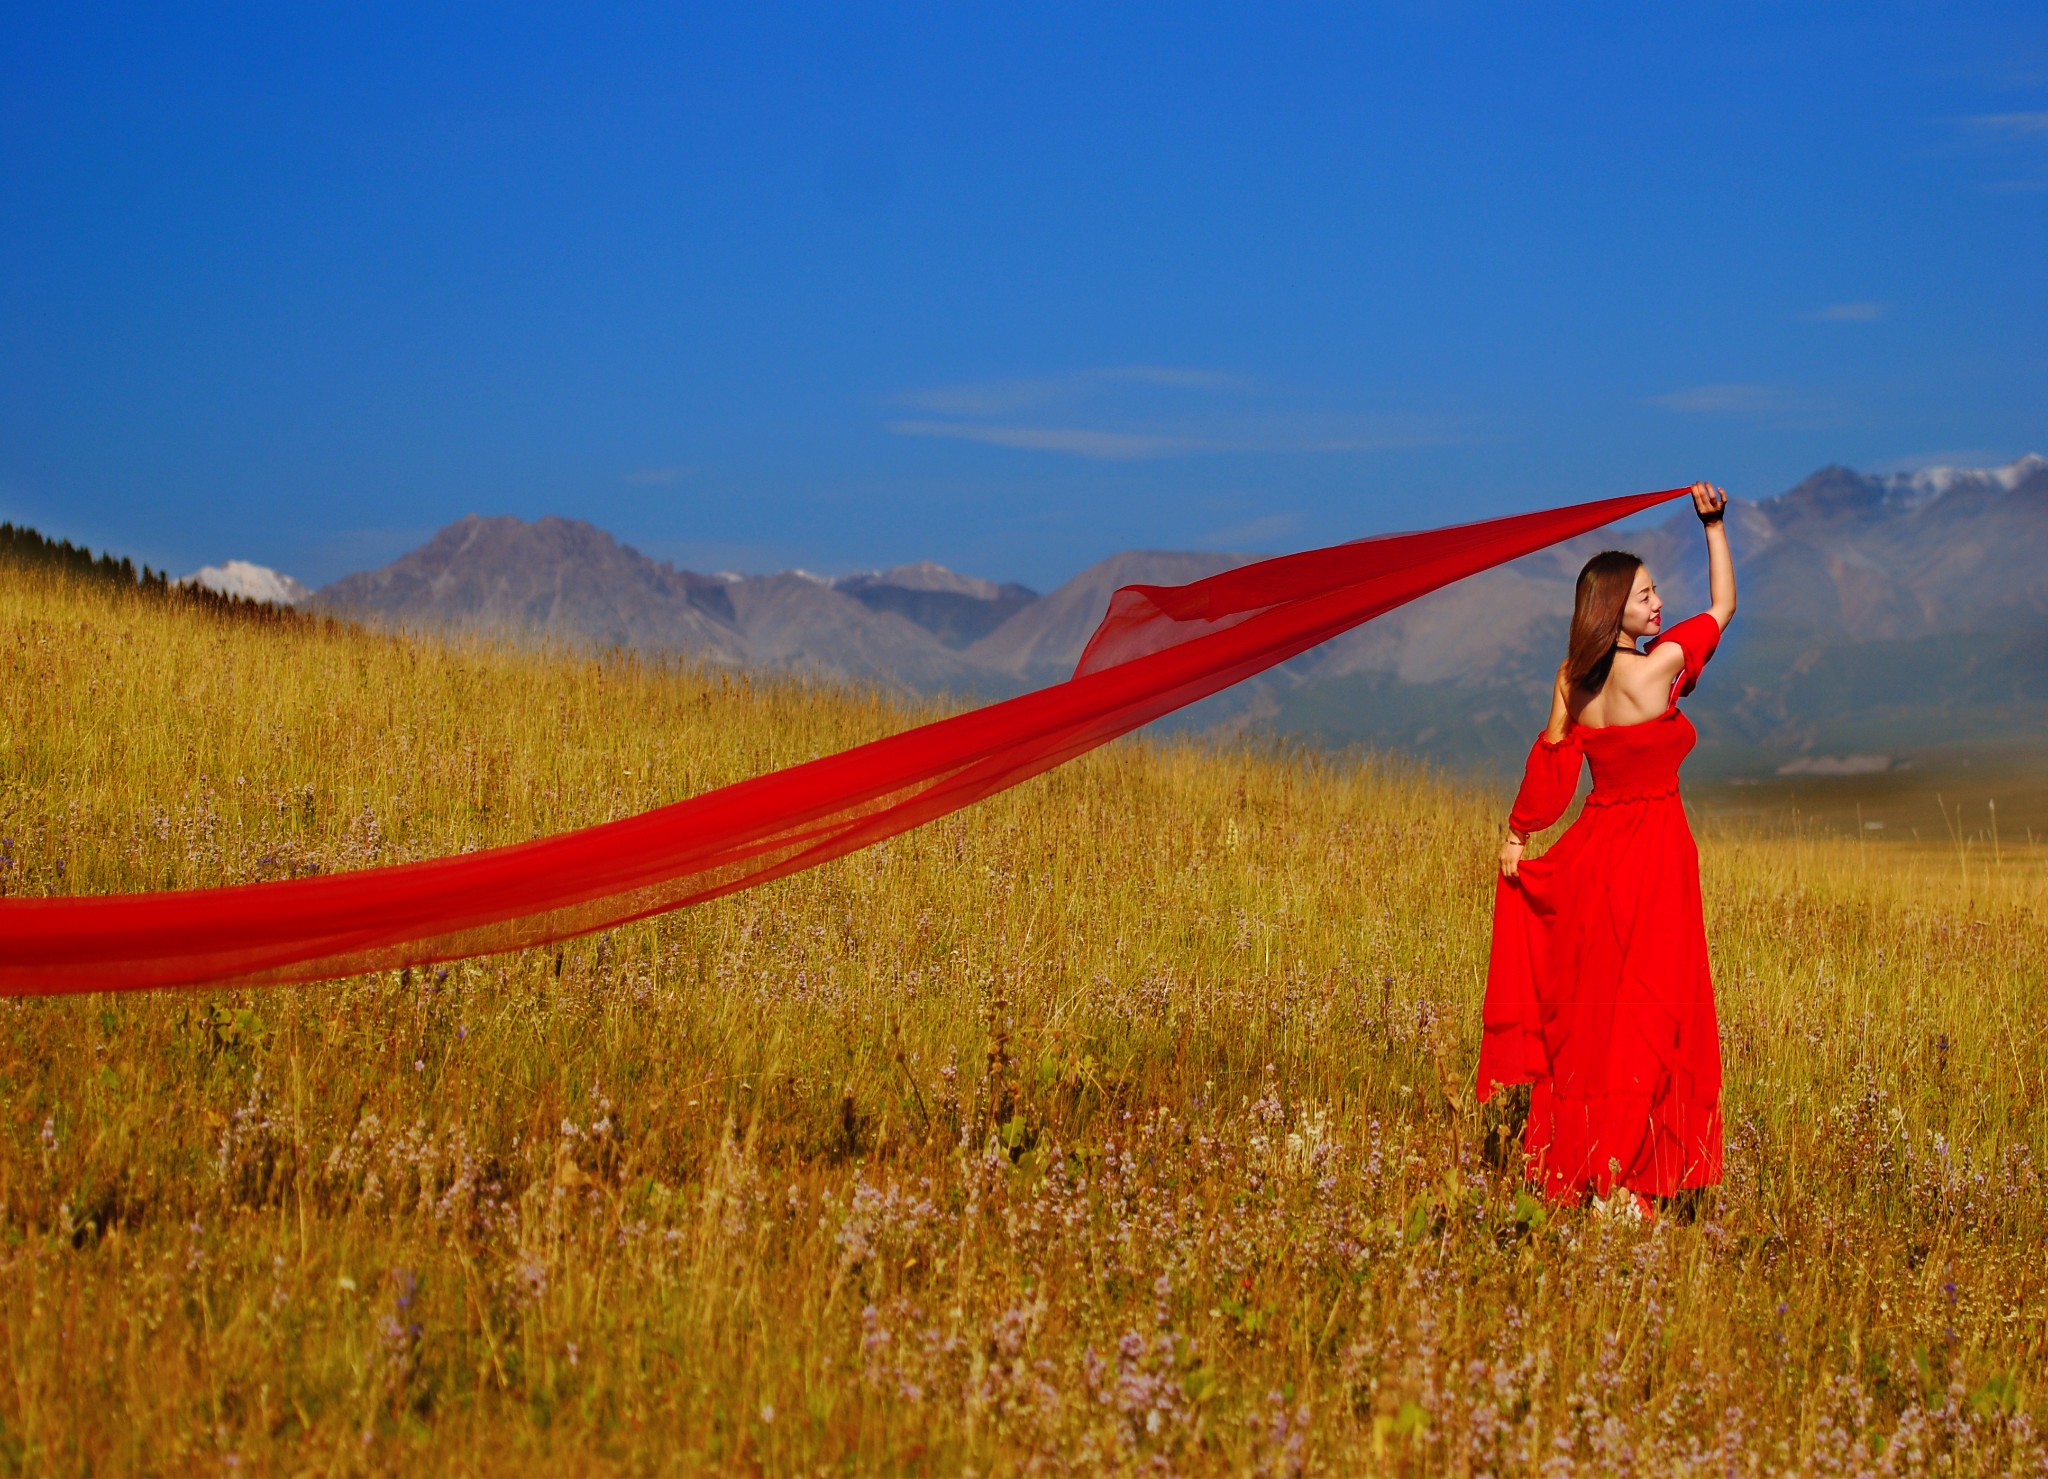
1619 564 1663 642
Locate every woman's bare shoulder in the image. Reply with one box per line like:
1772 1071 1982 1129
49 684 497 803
1583 652 1675 724
1638 638 1689 678
1620 648 1682 694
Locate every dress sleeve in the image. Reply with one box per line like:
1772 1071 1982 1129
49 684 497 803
1652 612 1723 699
1508 731 1584 835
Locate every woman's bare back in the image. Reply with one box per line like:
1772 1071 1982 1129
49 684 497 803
1571 645 1687 729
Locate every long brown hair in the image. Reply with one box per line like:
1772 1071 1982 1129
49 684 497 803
1566 550 1644 694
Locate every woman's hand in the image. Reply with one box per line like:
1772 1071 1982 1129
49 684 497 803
1499 830 1528 879
1690 481 1728 524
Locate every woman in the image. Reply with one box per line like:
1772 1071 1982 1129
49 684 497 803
1477 481 1736 1213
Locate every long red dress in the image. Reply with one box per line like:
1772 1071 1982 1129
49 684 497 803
1477 613 1724 1204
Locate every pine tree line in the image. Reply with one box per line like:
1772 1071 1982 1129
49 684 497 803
0 522 315 625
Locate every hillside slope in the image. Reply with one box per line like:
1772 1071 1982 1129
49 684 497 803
1 557 2042 1471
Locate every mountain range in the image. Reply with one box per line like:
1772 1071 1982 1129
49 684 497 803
233 454 2048 772
1228 454 2048 771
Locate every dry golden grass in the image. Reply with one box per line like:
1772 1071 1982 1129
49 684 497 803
1 566 2044 1476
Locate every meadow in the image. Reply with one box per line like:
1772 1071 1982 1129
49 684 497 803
1 563 2044 1476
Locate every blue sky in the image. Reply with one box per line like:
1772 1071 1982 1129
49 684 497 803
3 4 2044 591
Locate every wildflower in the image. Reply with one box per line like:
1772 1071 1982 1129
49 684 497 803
377 1308 420 1371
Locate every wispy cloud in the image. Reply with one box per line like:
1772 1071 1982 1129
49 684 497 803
623 465 692 486
893 365 1250 416
1958 111 2048 138
886 421 1201 460
1647 383 1786 415
889 365 1455 461
1947 111 2048 192
1808 301 1884 323
1646 383 1852 428
888 414 1450 461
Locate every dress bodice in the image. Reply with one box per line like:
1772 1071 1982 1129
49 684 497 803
1575 706 1697 807
1504 612 1722 836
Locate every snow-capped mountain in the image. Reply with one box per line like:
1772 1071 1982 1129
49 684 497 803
181 559 314 607
1875 453 2046 506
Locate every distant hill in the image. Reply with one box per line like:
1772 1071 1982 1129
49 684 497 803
318 515 748 664
965 550 1252 682
314 515 1012 690
304 456 2048 769
720 572 993 690
835 563 1038 649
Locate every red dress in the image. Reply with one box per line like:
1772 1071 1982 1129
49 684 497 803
1477 613 1724 1203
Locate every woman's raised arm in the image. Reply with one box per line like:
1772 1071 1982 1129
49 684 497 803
1692 481 1736 630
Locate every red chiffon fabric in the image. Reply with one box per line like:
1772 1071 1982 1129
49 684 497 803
1478 613 1724 1203
0 488 1686 995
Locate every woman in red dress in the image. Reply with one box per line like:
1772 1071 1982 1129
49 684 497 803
1478 481 1737 1211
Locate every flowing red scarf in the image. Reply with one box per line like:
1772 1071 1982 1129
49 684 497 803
0 488 1684 994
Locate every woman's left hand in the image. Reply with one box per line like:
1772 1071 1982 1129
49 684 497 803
1499 833 1527 879
1690 482 1728 524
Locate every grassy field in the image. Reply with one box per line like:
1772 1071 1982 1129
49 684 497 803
1691 750 2048 861
2 565 2045 1476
